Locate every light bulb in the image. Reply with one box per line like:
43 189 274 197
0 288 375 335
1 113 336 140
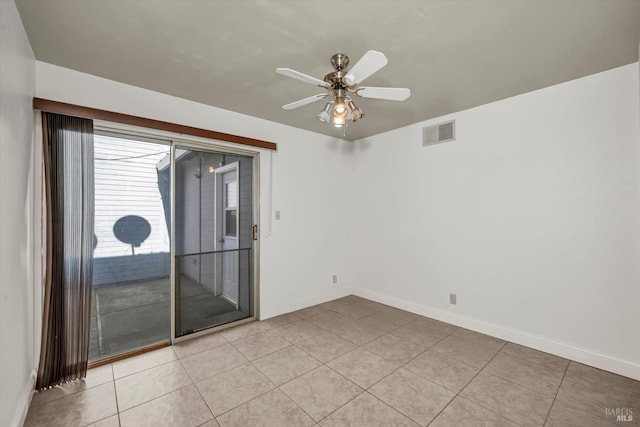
332 116 346 127
333 99 347 119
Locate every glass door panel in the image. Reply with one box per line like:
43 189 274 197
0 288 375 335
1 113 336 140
174 147 254 337
90 133 171 361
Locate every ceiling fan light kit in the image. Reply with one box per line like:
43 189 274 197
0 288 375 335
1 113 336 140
347 100 363 122
276 50 410 129
317 101 333 123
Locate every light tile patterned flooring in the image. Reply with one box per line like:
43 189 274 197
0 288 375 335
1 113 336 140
26 296 640 426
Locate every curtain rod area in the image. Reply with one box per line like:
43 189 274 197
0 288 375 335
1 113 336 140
33 98 278 151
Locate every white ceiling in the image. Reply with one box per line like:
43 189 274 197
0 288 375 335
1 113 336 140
15 0 640 141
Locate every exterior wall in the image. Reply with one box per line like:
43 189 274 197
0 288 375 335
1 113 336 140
175 151 203 281
175 150 221 288
92 134 170 285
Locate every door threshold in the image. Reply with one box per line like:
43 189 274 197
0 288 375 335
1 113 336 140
88 342 170 369
173 316 255 344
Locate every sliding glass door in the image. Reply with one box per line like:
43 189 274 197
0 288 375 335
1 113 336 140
89 132 257 362
90 133 171 360
173 146 254 337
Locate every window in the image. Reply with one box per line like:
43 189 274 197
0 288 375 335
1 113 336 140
225 210 237 237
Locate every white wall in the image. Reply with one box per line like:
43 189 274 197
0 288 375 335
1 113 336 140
352 63 640 379
35 61 357 320
0 1 37 426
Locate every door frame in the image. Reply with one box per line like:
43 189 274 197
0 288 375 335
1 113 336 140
214 161 240 306
93 121 261 346
30 116 265 371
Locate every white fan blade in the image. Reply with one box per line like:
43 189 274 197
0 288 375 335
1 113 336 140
343 50 388 85
282 93 328 110
356 87 411 101
276 68 329 88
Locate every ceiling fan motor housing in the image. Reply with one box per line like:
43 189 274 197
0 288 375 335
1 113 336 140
325 54 353 90
323 70 345 88
330 53 349 71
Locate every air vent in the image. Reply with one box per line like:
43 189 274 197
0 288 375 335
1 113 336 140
423 119 455 147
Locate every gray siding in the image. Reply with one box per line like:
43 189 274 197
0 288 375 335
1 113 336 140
174 150 253 311
175 151 223 291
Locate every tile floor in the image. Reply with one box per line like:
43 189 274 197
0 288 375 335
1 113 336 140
26 296 640 426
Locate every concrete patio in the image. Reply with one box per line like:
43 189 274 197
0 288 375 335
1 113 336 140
89 277 249 361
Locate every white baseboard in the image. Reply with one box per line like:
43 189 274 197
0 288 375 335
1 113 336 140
11 370 36 427
353 288 640 381
260 286 355 320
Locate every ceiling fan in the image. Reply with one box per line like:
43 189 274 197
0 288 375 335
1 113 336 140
276 50 410 128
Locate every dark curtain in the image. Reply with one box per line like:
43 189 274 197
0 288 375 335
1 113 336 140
37 112 94 390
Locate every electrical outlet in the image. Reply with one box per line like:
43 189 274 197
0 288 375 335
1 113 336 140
275 210 281 220
332 275 338 284
449 293 457 305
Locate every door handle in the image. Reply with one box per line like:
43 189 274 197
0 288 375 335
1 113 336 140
252 224 258 241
